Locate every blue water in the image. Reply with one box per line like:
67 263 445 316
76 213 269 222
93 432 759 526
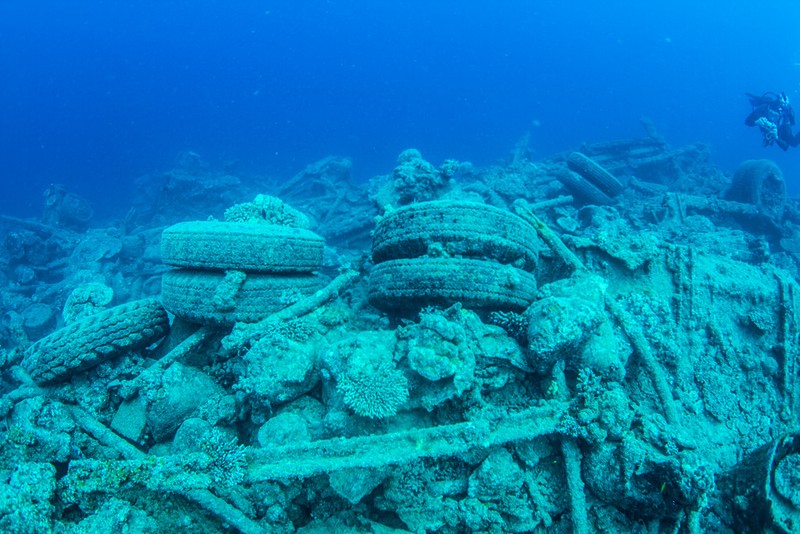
2 1 800 219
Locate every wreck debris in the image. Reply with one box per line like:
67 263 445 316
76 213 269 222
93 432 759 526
371 200 540 269
723 432 800 533
555 167 615 206
2 137 800 531
514 199 587 273
369 257 538 312
776 273 800 421
726 159 786 221
67 405 264 534
119 325 216 398
605 295 681 425
222 268 359 353
160 218 325 326
552 361 590 534
20 298 169 384
247 402 568 481
567 151 625 198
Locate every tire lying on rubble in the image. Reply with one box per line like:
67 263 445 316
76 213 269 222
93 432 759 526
21 298 169 384
161 269 322 325
726 159 786 221
368 257 538 312
160 221 324 273
567 151 625 197
371 200 540 270
555 168 615 206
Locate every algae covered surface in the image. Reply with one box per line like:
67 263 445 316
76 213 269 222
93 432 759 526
2 139 800 533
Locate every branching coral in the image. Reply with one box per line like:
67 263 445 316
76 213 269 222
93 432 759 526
337 363 409 419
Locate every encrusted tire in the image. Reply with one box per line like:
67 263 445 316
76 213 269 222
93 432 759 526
555 168 614 206
726 159 786 221
725 432 800 533
567 152 624 197
161 269 322 325
368 257 537 311
372 201 539 270
161 221 324 273
21 299 169 384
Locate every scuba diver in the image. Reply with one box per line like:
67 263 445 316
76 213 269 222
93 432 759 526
745 91 800 150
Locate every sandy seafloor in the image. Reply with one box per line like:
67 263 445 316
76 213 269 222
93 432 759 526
1 128 800 533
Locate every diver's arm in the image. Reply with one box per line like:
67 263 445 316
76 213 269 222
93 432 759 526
745 105 768 126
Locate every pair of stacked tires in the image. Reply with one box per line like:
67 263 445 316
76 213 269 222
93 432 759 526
368 201 541 312
557 152 624 205
160 221 325 325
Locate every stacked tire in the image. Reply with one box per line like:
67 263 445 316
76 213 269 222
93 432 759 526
160 221 325 325
556 151 625 205
368 201 540 312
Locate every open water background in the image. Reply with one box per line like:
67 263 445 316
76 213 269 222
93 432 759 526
2 1 799 218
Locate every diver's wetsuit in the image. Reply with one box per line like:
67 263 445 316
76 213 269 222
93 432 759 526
745 92 799 150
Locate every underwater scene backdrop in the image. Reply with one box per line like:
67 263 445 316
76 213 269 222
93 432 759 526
2 1 800 533
3 1 800 217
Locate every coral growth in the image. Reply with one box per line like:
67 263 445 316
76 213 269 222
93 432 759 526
337 363 409 419
224 193 311 228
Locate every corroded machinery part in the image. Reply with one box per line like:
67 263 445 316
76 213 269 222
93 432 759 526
372 200 540 270
161 269 322 325
248 402 567 481
368 257 537 312
21 298 169 384
160 221 324 273
567 151 625 197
